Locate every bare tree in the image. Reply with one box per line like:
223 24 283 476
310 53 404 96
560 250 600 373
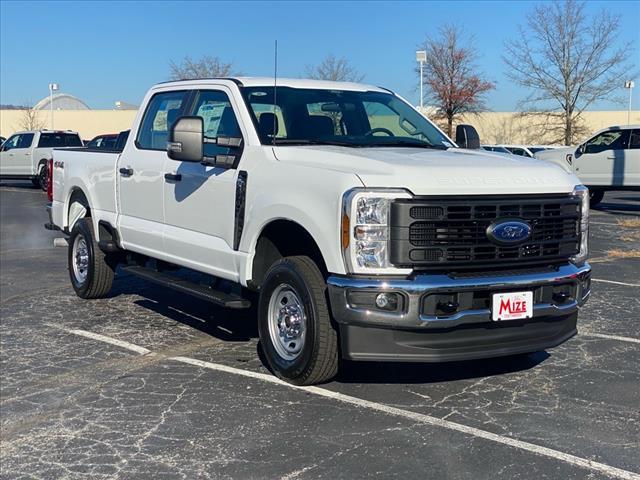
504 0 633 145
305 55 365 82
418 25 495 137
16 102 46 131
169 55 238 80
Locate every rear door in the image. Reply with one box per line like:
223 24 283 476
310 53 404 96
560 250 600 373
118 90 188 255
576 129 630 186
162 87 245 279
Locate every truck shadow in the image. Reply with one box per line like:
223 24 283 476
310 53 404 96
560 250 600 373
113 274 549 385
592 193 639 216
111 273 257 342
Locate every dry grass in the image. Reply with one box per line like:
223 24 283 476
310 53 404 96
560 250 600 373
617 218 640 228
606 249 640 259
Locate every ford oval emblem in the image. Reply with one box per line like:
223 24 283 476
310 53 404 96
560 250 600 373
486 220 532 245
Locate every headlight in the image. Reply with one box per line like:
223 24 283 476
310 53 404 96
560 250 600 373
342 189 412 274
571 185 589 265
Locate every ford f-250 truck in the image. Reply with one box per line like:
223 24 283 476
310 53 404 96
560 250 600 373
47 78 591 385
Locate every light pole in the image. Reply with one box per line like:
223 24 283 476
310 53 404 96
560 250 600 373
416 50 426 110
48 83 59 129
624 81 634 125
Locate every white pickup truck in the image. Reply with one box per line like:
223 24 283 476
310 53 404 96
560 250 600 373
535 125 640 206
47 78 591 385
0 130 83 189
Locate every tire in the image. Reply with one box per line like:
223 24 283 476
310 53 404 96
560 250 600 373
258 256 338 385
589 190 604 207
68 217 116 299
37 162 48 191
31 178 40 188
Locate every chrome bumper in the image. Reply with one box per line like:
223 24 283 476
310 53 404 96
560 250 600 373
327 263 591 330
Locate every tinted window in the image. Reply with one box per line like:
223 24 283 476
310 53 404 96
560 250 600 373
137 91 187 150
2 134 21 151
629 129 640 149
585 130 629 154
38 133 82 148
17 133 34 148
88 135 117 149
190 90 242 157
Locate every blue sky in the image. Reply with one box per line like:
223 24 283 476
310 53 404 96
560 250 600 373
1 0 638 110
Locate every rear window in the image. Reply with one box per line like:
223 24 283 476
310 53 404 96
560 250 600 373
38 133 82 148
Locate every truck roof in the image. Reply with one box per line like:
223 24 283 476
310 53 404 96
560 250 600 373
155 77 389 93
10 129 79 135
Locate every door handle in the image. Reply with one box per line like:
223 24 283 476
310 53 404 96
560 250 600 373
164 173 182 182
607 156 615 160
119 167 133 176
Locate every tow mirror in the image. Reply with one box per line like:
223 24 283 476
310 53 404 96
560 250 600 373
167 116 203 162
455 124 481 149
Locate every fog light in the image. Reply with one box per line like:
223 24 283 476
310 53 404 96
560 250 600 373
375 293 398 311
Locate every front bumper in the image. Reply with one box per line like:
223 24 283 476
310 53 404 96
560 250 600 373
327 263 591 362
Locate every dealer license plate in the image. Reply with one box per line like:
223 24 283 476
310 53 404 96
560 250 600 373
492 291 533 321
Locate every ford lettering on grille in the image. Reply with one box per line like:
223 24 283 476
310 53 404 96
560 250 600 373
486 220 532 245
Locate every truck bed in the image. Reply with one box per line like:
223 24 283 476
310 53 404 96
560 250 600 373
51 148 121 231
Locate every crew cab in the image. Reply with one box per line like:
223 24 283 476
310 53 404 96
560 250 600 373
47 78 591 385
0 130 82 189
535 125 640 206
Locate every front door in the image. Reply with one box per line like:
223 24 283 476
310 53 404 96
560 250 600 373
117 89 188 255
0 133 34 176
576 129 630 186
162 87 246 281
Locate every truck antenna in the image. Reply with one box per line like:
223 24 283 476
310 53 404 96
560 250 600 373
273 39 278 146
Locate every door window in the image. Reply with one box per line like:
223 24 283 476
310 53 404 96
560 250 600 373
1 135 21 151
136 90 187 150
585 130 629 154
629 129 640 149
190 90 243 157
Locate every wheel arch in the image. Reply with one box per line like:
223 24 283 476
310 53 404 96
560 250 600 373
248 218 330 290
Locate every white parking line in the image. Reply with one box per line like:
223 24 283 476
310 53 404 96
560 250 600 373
63 328 639 480
581 332 640 345
67 329 152 355
592 278 640 288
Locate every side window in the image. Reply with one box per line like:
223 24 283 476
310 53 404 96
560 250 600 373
628 129 640 149
17 133 34 149
2 135 21 151
585 130 629 154
190 90 242 157
137 91 187 150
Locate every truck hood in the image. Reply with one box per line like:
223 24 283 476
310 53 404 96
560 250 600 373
273 146 579 195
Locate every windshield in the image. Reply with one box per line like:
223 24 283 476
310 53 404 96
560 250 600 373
241 87 453 149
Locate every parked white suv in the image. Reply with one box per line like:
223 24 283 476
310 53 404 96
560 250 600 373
0 130 82 189
47 78 591 385
535 125 640 206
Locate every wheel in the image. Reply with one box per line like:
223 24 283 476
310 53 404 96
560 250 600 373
258 256 339 385
37 162 48 191
68 217 116 299
31 178 40 188
589 190 604 207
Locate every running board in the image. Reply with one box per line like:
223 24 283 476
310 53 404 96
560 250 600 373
121 265 251 309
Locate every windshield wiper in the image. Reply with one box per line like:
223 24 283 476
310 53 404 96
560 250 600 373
366 139 448 150
272 139 358 147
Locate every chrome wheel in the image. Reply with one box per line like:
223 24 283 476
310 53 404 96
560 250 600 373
72 234 90 285
267 284 307 360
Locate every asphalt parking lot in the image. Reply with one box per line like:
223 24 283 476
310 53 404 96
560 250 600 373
1 183 638 480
